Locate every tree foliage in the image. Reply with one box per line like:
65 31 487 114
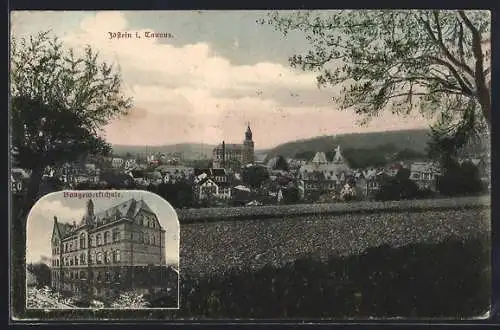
436 160 484 196
10 31 132 211
260 10 491 145
273 155 290 171
242 165 270 189
10 31 132 315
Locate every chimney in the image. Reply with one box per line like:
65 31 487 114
222 141 226 169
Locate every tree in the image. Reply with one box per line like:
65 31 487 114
375 169 420 201
437 160 484 196
261 10 490 148
26 262 51 288
241 165 270 189
273 155 290 171
10 31 132 315
282 186 300 204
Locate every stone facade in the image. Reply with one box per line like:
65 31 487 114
212 125 255 170
50 198 168 299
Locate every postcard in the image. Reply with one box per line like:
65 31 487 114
25 190 179 310
10 9 492 321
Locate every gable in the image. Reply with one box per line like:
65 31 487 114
51 223 60 244
201 179 217 187
135 209 161 229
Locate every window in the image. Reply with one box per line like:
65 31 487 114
80 253 86 265
105 272 111 282
74 256 78 265
114 250 121 262
96 234 102 246
113 228 120 242
104 231 110 244
79 233 86 249
105 251 111 264
97 252 103 264
152 236 155 246
114 272 121 282
70 258 74 266
79 271 86 279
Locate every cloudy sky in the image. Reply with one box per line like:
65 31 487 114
26 191 180 266
10 11 432 149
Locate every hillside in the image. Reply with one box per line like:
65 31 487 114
264 129 431 160
111 143 217 160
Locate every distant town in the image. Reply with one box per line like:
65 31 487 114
11 125 491 210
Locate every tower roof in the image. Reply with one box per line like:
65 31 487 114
333 145 344 162
245 123 253 141
311 152 328 164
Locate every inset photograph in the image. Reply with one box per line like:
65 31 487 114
25 190 179 309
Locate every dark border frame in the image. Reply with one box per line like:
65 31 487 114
5 0 499 327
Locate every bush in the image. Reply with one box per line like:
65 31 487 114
438 161 485 196
176 236 490 318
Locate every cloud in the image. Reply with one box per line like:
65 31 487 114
28 198 85 225
15 11 431 148
60 12 320 109
26 197 86 264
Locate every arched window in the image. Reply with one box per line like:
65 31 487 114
152 235 155 246
80 271 86 279
79 233 86 249
74 256 78 265
97 252 103 264
104 231 110 244
105 251 111 264
96 234 102 246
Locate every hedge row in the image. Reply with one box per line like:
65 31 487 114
176 195 490 223
173 235 491 318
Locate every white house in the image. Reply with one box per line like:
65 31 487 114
409 162 441 190
194 173 232 201
111 157 125 169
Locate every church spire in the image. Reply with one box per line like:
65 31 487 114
333 145 344 162
245 122 252 141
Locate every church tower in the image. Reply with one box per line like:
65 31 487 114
242 123 255 165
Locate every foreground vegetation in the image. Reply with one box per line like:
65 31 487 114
177 236 490 318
